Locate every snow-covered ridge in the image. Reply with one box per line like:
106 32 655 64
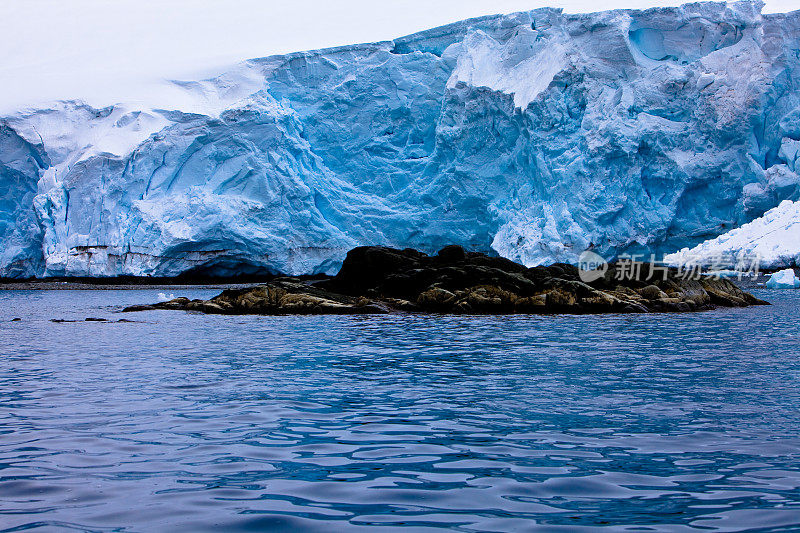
2 1 800 278
665 199 800 269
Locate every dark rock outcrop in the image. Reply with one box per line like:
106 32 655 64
124 246 769 315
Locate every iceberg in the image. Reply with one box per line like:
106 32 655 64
2 1 800 278
765 268 800 288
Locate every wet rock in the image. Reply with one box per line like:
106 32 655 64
121 304 156 312
417 287 457 311
545 288 579 312
515 295 547 312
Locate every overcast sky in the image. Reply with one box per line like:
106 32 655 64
2 0 796 112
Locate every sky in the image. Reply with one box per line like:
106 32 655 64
1 0 796 113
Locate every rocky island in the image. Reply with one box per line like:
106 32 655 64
123 246 767 315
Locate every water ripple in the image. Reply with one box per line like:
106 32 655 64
0 289 799 531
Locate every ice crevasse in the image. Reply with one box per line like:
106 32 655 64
2 1 800 278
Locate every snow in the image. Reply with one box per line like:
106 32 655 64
2 1 800 278
765 269 800 289
664 200 800 270
447 29 570 110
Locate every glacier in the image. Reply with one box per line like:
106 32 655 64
2 1 800 278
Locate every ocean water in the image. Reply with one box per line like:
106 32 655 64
1 288 799 532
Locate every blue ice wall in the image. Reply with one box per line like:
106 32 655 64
1 1 799 277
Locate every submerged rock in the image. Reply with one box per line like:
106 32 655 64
124 246 768 315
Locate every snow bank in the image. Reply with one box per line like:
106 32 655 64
664 200 800 270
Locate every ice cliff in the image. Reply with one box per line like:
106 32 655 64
2 1 800 278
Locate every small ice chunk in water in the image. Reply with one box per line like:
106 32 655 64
765 269 800 289
157 292 176 302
